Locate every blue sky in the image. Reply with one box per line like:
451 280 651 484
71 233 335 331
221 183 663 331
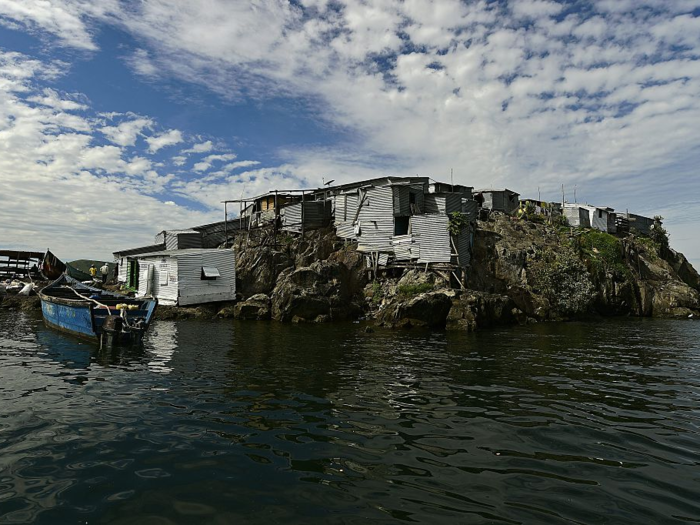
0 0 699 267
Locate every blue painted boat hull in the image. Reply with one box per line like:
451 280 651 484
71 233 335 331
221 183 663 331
38 275 157 344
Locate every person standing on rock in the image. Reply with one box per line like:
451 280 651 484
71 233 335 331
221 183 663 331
89 264 97 279
100 263 109 284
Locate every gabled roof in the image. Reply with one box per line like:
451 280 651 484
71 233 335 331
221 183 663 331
133 248 233 258
113 243 165 257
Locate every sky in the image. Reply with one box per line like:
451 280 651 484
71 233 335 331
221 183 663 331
0 0 699 266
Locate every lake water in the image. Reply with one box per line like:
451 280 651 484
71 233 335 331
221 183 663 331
1 310 700 524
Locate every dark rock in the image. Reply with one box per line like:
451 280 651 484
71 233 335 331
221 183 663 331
376 290 454 329
232 293 271 320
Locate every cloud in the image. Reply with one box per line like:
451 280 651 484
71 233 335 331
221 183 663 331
0 0 115 50
181 140 214 154
2 1 700 265
192 153 238 172
145 129 184 153
0 50 223 260
100 115 153 147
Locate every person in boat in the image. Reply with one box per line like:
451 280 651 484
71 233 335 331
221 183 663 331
100 263 109 284
89 264 97 279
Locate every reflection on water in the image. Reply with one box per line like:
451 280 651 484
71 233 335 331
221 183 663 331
147 321 177 375
1 310 700 524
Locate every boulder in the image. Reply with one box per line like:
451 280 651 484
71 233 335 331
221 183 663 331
376 290 454 329
232 293 271 320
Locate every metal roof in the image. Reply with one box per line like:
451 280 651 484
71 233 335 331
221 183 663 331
132 248 234 258
113 243 165 257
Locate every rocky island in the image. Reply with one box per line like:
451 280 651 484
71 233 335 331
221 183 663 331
202 211 699 330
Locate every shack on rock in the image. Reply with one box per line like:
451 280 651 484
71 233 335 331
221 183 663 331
474 189 520 214
563 204 616 233
132 248 236 306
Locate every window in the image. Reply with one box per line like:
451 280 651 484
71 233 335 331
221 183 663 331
159 262 169 285
394 216 410 235
201 267 220 280
598 210 603 218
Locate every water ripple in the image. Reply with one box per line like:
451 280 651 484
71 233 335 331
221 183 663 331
1 313 700 523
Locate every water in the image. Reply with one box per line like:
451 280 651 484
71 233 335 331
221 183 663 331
1 310 700 524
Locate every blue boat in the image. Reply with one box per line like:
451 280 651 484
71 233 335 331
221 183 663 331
38 275 157 345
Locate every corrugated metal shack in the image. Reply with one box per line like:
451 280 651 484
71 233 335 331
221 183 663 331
314 176 476 283
474 189 520 214
0 250 44 279
563 204 616 233
154 230 203 250
113 243 165 285
518 199 563 221
280 200 331 233
617 213 655 236
134 248 236 306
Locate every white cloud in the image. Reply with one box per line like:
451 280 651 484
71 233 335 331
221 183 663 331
0 50 221 260
145 129 183 153
0 0 116 50
100 116 153 147
2 1 700 266
181 140 214 154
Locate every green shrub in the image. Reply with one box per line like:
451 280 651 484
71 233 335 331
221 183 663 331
529 246 595 315
448 212 469 236
577 230 630 279
650 216 669 251
397 282 434 297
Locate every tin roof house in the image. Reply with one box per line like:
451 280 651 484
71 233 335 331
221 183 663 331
616 212 655 236
563 204 616 233
319 176 476 274
474 189 520 214
132 248 236 306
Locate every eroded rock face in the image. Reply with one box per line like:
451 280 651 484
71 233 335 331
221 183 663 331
446 292 524 331
271 260 364 323
375 290 455 329
232 294 271 320
467 215 700 321
227 215 699 329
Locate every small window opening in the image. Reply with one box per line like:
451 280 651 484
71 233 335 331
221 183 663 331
394 216 410 236
598 210 603 218
201 267 220 280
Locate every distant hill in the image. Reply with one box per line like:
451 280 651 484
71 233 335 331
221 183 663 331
68 259 115 275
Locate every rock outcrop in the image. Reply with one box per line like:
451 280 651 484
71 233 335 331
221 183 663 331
223 215 699 330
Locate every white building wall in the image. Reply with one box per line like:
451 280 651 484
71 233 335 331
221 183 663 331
135 249 235 306
588 207 608 232
176 250 236 306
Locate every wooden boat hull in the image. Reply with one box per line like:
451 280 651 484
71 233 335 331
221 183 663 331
40 297 98 342
38 275 157 345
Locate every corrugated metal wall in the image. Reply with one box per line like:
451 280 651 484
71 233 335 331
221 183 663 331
412 214 451 263
137 256 179 305
335 221 356 240
456 226 471 268
357 220 394 253
280 201 329 233
164 232 203 250
424 193 462 214
135 250 235 306
462 199 478 221
628 214 654 235
564 206 591 228
356 186 395 254
176 250 236 306
392 234 420 261
589 208 608 232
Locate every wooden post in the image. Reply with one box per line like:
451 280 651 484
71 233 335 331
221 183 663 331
224 201 228 247
301 191 305 236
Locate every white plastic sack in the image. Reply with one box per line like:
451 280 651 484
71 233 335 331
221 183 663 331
18 283 34 296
